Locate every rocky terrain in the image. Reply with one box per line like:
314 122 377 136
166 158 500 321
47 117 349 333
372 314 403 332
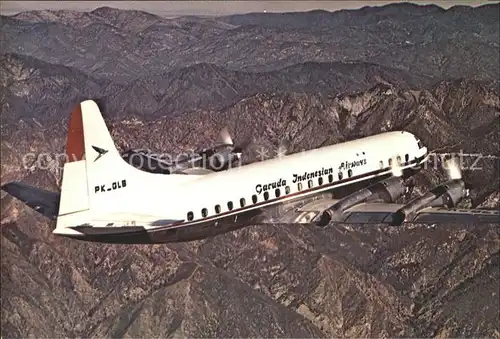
0 53 434 124
2 3 499 85
1 3 499 338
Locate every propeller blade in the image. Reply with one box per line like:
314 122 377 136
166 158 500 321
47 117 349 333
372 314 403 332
443 156 462 180
442 156 472 193
215 128 252 164
390 156 403 177
219 127 233 146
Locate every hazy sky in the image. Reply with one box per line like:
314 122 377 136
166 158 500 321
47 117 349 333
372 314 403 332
0 1 494 16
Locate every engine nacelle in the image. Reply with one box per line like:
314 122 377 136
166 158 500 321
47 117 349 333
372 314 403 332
121 149 172 174
198 149 241 171
316 176 406 227
391 179 467 225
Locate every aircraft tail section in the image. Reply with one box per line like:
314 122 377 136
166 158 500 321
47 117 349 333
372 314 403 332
1 99 198 237
55 100 194 231
80 100 128 211
59 100 126 217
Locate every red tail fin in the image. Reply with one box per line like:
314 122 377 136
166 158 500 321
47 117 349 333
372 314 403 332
66 103 85 162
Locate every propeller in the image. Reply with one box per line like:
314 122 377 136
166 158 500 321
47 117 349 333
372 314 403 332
193 127 253 171
391 153 472 202
387 155 413 198
219 127 234 147
443 156 462 180
390 155 404 177
443 156 471 197
216 127 252 160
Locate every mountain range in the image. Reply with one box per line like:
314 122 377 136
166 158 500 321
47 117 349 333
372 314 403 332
1 3 499 338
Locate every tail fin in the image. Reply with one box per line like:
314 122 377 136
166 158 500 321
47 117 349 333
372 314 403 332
80 100 121 163
57 102 90 217
58 100 125 217
57 100 197 216
1 100 197 231
57 100 195 229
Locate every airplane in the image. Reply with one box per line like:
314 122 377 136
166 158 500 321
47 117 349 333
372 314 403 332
1 100 498 244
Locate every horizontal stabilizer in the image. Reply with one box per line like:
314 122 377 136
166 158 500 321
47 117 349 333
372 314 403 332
1 182 60 219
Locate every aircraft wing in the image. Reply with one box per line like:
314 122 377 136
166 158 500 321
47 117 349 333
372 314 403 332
1 182 60 219
265 197 499 225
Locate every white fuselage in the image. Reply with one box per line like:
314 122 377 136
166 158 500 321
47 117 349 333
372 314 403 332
173 130 428 226
56 130 428 237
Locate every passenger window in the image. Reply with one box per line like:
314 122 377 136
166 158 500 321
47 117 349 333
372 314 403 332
264 191 269 201
201 208 208 217
308 180 313 188
348 169 353 177
215 205 221 214
379 160 384 169
240 198 246 207
227 201 233 210
187 211 194 221
275 188 280 198
285 186 291 194
338 172 343 180
318 177 323 185
405 154 409 163
252 195 258 204
328 174 333 183
297 183 303 191
396 156 402 164
388 158 393 167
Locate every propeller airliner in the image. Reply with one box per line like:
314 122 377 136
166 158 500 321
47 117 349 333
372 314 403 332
2 100 498 244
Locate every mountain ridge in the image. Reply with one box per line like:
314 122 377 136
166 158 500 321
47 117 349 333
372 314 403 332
1 52 437 123
2 3 498 84
1 4 499 338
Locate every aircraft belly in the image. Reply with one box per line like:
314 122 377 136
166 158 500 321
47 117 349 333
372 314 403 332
58 210 261 244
